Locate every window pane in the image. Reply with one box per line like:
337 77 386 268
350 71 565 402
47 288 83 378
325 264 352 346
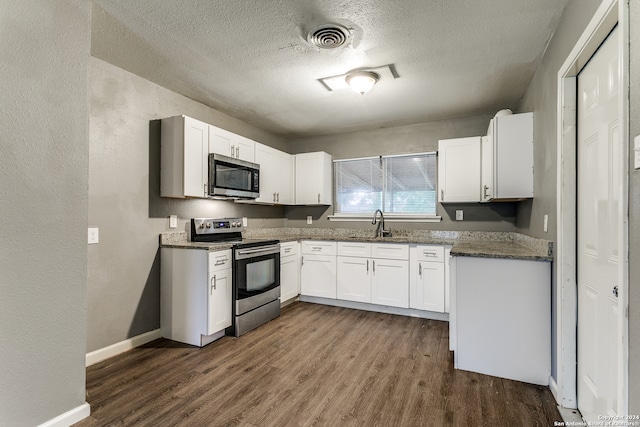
334 158 383 214
383 154 437 214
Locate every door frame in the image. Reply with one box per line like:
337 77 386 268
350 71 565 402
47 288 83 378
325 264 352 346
555 0 629 412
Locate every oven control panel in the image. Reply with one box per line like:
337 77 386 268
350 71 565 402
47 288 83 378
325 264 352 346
192 217 244 235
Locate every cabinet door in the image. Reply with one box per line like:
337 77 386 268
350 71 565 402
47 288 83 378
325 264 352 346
207 267 232 335
300 254 336 298
179 116 209 198
294 152 332 205
209 125 234 158
274 149 293 204
280 255 300 303
337 256 371 303
410 261 445 312
254 144 277 203
234 135 255 162
437 136 481 203
371 258 409 308
493 112 533 199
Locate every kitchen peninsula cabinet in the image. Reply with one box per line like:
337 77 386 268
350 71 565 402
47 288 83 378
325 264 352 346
294 152 332 205
300 241 337 298
254 143 293 204
437 136 482 203
161 248 232 347
161 115 209 198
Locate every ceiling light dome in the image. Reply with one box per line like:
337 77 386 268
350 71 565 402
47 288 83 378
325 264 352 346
345 71 379 95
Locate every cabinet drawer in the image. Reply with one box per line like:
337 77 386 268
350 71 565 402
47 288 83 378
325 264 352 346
415 245 444 262
371 243 409 260
208 249 232 271
280 241 299 257
301 241 337 256
337 241 371 257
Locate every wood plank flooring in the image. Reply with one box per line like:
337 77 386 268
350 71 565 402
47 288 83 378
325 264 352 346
75 302 561 426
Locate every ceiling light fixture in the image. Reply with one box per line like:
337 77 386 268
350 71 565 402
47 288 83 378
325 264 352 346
345 71 379 95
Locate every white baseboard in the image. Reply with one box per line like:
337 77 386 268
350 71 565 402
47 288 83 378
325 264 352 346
38 402 90 427
549 376 559 402
86 329 162 367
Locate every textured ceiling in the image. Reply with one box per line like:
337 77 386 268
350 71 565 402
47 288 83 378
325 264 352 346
91 0 569 139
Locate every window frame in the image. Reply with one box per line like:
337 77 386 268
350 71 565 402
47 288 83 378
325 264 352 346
329 152 442 223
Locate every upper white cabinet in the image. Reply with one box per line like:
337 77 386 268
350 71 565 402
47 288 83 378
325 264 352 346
481 112 533 202
294 152 332 205
208 124 255 162
437 137 482 203
161 115 209 198
254 143 294 204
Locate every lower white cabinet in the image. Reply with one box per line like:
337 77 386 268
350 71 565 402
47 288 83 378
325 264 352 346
300 241 337 298
161 248 232 347
409 245 447 313
280 242 300 303
336 242 409 309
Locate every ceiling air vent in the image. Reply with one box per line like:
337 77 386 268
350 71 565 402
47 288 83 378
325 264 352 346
307 24 351 49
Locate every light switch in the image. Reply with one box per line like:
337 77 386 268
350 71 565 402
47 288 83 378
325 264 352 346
455 210 463 221
634 135 640 170
88 227 99 244
169 215 177 229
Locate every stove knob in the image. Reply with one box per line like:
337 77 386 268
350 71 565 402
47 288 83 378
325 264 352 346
199 223 205 229
235 222 241 227
205 222 211 229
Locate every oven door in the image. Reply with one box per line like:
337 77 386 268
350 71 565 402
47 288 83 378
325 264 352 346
234 243 280 314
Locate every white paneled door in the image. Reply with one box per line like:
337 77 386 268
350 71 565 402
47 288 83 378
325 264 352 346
577 26 622 423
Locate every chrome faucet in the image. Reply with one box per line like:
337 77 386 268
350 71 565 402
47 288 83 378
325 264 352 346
372 209 391 238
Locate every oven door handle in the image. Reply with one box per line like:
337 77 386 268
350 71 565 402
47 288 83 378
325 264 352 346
235 244 280 259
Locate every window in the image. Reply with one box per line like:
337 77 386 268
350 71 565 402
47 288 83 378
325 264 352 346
333 152 437 217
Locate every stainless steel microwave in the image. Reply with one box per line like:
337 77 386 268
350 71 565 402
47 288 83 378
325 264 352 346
208 153 260 199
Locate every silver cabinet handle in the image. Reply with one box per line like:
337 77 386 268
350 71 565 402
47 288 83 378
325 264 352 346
214 258 228 266
317 193 321 204
311 247 322 252
301 255 304 266
373 260 375 273
204 183 208 195
231 145 235 157
483 185 490 198
236 146 239 158
276 192 280 203
419 263 422 276
422 251 437 258
441 189 444 201
273 192 276 202
210 274 216 294
284 247 292 253
367 259 369 272
613 286 619 297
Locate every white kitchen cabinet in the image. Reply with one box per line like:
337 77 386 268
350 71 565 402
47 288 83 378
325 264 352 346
208 124 255 162
254 143 294 204
300 241 337 298
161 115 209 198
294 151 332 205
437 136 482 203
161 248 232 347
481 112 533 201
336 242 409 308
409 245 446 313
207 251 232 335
280 241 300 303
370 258 409 308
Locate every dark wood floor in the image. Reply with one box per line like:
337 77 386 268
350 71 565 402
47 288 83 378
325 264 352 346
75 302 561 426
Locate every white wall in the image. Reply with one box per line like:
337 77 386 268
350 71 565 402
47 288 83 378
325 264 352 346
0 1 90 425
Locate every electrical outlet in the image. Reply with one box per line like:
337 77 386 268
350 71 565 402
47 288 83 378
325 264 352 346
242 217 248 227
169 215 177 229
455 210 463 221
307 215 313 225
88 227 99 244
543 214 548 233
634 135 640 170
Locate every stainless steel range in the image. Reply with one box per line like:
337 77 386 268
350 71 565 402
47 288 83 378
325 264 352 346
190 218 280 337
